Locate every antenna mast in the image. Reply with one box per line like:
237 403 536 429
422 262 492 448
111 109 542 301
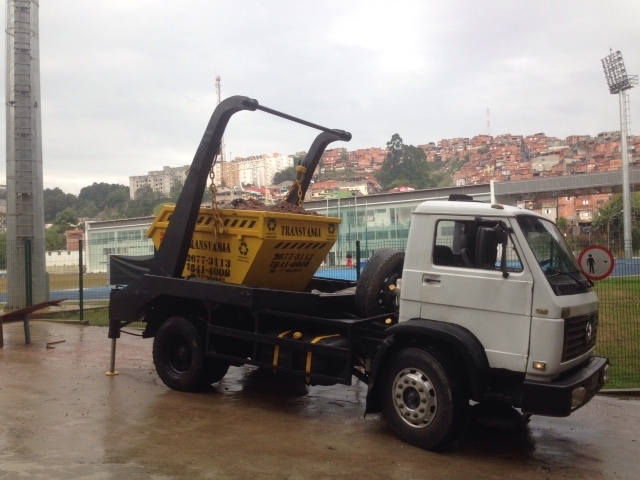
215 75 226 187
487 107 491 137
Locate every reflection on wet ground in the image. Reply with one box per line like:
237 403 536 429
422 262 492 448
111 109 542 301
0 321 638 479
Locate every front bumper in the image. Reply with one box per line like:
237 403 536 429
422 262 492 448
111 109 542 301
520 356 609 417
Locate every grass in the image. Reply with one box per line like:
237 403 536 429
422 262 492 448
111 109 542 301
594 276 640 389
0 272 109 291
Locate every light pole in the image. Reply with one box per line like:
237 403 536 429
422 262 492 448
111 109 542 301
601 50 638 259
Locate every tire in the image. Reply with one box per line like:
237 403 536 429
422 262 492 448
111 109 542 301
153 316 208 392
355 248 404 318
201 358 230 385
380 348 467 450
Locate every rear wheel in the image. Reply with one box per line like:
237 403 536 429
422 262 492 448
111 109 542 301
380 348 467 450
201 358 230 385
355 248 404 317
153 316 208 391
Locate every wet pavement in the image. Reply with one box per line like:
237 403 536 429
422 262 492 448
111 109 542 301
1 320 639 480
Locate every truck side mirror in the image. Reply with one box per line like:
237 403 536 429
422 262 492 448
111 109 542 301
475 227 499 269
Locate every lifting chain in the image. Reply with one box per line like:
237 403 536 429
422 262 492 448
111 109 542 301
290 163 307 207
207 150 225 237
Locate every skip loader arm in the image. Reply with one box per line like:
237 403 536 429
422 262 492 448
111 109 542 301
108 95 351 340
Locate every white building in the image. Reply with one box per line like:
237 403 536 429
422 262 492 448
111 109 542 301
129 164 229 200
84 216 155 273
129 154 292 199
45 250 82 274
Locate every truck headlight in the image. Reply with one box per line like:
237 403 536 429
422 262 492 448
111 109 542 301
571 387 586 408
603 364 611 384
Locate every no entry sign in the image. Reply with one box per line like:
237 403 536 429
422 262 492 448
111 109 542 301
577 245 615 281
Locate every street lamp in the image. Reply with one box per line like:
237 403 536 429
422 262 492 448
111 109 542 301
601 50 638 259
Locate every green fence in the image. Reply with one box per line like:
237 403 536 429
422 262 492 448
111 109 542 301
1 234 639 389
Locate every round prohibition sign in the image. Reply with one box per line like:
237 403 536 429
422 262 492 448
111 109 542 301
577 245 615 281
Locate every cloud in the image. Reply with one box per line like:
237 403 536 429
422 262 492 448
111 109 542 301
1 0 639 194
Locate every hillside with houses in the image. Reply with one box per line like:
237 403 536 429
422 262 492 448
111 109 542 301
308 131 639 199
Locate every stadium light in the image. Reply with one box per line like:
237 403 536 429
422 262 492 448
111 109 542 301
601 50 636 94
601 50 637 259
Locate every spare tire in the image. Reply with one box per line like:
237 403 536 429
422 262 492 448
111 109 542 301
355 248 404 318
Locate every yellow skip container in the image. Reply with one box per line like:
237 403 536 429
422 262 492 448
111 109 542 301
147 205 341 291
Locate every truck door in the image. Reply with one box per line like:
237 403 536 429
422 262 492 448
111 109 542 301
420 216 534 373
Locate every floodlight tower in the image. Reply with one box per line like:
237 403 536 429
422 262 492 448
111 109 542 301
5 0 47 309
601 50 638 259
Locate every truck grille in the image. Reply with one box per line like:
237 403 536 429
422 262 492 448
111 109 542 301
562 311 598 362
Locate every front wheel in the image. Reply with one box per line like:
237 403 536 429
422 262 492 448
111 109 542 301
153 316 207 391
380 348 467 450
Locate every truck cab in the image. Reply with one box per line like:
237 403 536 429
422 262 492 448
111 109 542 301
393 199 607 415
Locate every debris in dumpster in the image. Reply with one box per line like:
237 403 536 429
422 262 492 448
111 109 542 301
221 198 318 215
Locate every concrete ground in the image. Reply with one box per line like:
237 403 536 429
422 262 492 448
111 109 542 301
1 320 639 480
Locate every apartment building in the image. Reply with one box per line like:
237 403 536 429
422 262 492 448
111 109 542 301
129 165 191 199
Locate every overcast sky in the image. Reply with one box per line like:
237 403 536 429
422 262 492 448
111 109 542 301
2 0 640 194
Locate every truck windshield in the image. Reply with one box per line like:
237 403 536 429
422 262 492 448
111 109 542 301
516 215 592 295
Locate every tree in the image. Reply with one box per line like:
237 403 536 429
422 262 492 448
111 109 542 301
170 179 184 203
53 208 79 230
45 225 67 251
76 200 99 220
44 188 77 223
592 193 640 252
273 166 298 184
105 188 129 210
556 216 568 233
125 185 170 217
79 182 128 211
375 134 435 191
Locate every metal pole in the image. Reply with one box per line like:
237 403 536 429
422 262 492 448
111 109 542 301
619 91 633 259
365 200 369 255
23 238 32 344
105 338 119 376
78 239 84 321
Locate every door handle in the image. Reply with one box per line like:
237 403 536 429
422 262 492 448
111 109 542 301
423 275 441 285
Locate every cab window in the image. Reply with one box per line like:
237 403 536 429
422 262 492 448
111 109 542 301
433 219 523 272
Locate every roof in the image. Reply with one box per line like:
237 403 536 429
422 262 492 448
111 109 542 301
414 200 545 220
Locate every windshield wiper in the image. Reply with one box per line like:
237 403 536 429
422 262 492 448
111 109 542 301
565 269 594 288
546 268 593 288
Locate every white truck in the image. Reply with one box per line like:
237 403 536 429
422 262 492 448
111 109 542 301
108 96 609 450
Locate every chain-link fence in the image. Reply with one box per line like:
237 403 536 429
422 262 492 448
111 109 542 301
1 232 638 389
316 233 640 390
564 234 640 388
0 239 110 328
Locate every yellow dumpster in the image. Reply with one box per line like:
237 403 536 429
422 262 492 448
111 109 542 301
147 205 341 291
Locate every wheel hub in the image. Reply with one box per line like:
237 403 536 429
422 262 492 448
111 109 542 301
391 367 437 428
168 338 192 373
